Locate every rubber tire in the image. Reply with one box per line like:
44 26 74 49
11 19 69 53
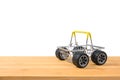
55 47 69 60
72 52 89 68
91 50 107 65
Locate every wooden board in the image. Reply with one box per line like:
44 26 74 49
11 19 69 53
0 56 119 80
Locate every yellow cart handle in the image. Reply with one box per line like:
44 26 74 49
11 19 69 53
72 30 92 40
70 30 93 49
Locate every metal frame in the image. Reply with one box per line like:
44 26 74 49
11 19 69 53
58 30 104 56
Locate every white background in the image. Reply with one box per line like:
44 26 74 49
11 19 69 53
0 0 120 56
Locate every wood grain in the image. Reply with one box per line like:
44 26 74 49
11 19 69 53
0 56 119 80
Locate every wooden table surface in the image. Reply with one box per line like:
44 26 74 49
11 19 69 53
0 56 119 80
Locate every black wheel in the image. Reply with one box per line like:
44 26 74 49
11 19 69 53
72 52 89 68
91 50 107 65
55 47 69 60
